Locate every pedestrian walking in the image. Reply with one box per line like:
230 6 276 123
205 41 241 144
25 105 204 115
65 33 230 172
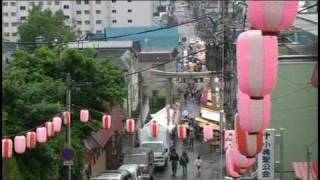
179 151 189 176
194 156 203 175
189 128 195 149
169 148 179 176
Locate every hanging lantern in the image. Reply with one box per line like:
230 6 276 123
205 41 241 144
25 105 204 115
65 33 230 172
238 89 271 133
102 114 112 129
237 30 278 98
36 127 47 144
14 135 26 154
177 124 186 140
225 148 241 178
2 138 13 159
126 118 135 134
247 0 299 33
52 117 62 133
150 121 159 138
234 162 255 175
235 116 263 157
230 134 256 170
224 130 234 152
45 122 55 138
63 111 71 125
80 109 89 123
26 132 37 149
203 124 213 141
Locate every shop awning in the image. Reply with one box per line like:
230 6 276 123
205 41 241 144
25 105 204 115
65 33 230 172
200 107 220 122
195 117 220 131
293 161 318 180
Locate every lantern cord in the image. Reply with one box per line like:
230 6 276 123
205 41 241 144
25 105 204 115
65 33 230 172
2 113 62 139
71 104 127 119
297 2 318 14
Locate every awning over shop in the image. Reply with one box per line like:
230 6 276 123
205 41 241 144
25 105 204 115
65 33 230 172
195 117 220 131
293 161 318 180
200 107 220 122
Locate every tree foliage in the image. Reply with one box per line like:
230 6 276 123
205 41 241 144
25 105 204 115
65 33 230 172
3 47 125 180
18 6 76 47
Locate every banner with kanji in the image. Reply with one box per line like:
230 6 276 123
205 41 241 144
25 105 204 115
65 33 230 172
258 129 275 179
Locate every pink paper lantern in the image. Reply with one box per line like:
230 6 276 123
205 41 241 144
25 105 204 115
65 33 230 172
231 135 256 169
150 121 159 138
237 30 278 98
14 135 26 154
238 89 271 133
224 130 234 152
102 114 111 129
203 124 213 141
2 138 13 159
36 127 47 144
45 122 55 138
26 132 37 149
247 0 299 32
234 162 255 175
52 117 62 133
80 109 89 123
177 124 186 140
226 148 241 178
126 118 135 134
63 111 71 125
235 116 264 157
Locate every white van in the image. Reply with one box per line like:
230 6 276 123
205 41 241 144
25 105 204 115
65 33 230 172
118 164 141 180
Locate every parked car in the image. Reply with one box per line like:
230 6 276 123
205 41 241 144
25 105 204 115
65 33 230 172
123 148 154 180
118 164 141 180
90 169 133 180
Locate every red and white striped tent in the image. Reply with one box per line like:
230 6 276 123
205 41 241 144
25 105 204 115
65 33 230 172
293 161 318 180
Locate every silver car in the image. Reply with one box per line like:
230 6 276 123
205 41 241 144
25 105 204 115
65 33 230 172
90 169 133 180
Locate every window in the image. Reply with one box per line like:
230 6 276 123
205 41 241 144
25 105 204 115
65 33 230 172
128 0 132 2
128 19 133 23
55 1 59 5
63 5 69 9
128 9 132 13
12 32 18 37
3 12 9 16
10 2 16 6
96 30 102 33
4 23 9 27
76 11 81 15
38 2 43 6
20 16 26 20
85 20 90 25
112 20 117 23
3 2 8 6
76 0 81 4
77 21 82 25
4 33 10 37
111 0 116 2
29 2 35 6
12 22 18 26
112 10 116 13
47 1 52 5
84 10 90 14
96 0 101 4
64 15 70 19
20 6 26 10
96 10 101 14
96 20 102 24
11 12 16 16
84 0 89 4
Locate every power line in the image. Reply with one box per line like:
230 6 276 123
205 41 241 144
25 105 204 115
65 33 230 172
297 2 318 14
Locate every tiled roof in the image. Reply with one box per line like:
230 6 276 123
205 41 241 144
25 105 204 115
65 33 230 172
138 51 173 62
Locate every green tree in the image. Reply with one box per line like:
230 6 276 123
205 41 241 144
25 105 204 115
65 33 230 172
18 6 76 47
3 47 125 180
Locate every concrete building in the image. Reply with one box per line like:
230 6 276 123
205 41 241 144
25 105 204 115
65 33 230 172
2 0 155 42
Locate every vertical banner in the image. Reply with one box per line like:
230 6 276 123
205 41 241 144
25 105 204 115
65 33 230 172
258 129 275 179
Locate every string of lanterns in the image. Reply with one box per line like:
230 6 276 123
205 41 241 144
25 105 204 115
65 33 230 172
2 104 137 159
225 0 298 177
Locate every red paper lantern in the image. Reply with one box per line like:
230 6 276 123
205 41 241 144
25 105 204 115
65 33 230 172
36 127 47 144
247 0 298 32
45 122 55 138
150 121 159 138
236 116 263 157
126 118 135 134
2 138 13 159
80 109 89 123
102 114 111 129
231 134 256 169
234 162 255 175
203 124 213 141
177 124 186 140
238 89 271 133
26 132 37 149
52 117 62 133
63 111 71 125
14 135 26 154
237 30 278 98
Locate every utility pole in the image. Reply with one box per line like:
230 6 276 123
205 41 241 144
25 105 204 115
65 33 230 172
65 73 72 180
36 35 45 47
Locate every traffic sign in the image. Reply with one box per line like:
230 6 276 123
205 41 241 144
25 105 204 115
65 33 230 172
61 148 75 161
63 160 74 166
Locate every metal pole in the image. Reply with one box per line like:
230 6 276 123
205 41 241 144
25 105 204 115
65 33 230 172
307 147 312 180
65 73 72 180
279 128 285 180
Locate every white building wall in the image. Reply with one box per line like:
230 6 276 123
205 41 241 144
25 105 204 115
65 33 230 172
2 0 155 42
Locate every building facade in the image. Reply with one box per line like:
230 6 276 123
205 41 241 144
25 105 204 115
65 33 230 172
2 0 155 42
